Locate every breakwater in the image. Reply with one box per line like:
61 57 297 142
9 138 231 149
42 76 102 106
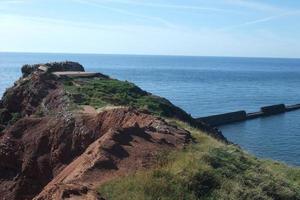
197 104 300 126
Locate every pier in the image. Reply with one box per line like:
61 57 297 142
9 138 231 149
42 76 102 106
197 103 300 127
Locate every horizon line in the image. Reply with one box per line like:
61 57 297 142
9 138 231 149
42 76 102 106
1 50 300 60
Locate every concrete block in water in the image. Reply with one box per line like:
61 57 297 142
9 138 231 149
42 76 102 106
197 110 247 126
197 103 300 127
286 104 300 111
261 104 286 115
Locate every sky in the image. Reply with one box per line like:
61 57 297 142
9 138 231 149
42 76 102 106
0 0 300 58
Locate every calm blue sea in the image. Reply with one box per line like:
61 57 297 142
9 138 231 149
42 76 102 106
1 52 300 165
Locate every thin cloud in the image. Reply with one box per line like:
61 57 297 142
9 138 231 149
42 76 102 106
0 13 109 30
0 13 164 32
93 0 242 14
221 10 300 31
73 0 178 29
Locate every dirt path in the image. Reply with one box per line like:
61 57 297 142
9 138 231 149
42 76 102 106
82 105 97 114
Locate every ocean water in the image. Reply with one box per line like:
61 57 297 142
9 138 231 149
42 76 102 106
1 52 300 165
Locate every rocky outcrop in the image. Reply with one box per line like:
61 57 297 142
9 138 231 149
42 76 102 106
0 108 190 200
35 108 190 200
1 72 60 117
0 61 226 200
0 62 78 127
21 61 84 77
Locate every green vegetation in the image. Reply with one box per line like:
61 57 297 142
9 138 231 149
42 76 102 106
9 112 21 124
63 77 300 200
99 121 300 200
64 77 187 118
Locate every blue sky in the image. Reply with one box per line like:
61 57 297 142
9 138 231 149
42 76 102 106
0 0 300 58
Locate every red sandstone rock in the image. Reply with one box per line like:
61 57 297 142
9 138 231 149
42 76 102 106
0 62 224 200
0 108 190 200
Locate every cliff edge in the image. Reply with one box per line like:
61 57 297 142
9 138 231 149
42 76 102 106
0 62 220 200
1 62 299 200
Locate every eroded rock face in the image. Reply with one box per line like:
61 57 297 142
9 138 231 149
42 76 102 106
0 63 72 128
0 108 191 200
34 184 102 200
1 72 59 116
0 116 95 200
0 61 226 200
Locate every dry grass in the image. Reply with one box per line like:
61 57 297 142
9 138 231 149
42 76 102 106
99 120 300 200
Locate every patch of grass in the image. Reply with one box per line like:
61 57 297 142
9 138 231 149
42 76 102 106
63 78 190 118
9 112 21 124
98 121 300 200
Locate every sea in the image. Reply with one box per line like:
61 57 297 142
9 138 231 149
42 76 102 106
1 52 300 166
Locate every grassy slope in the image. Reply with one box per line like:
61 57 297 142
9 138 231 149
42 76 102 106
99 121 300 200
64 77 192 120
63 77 300 199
